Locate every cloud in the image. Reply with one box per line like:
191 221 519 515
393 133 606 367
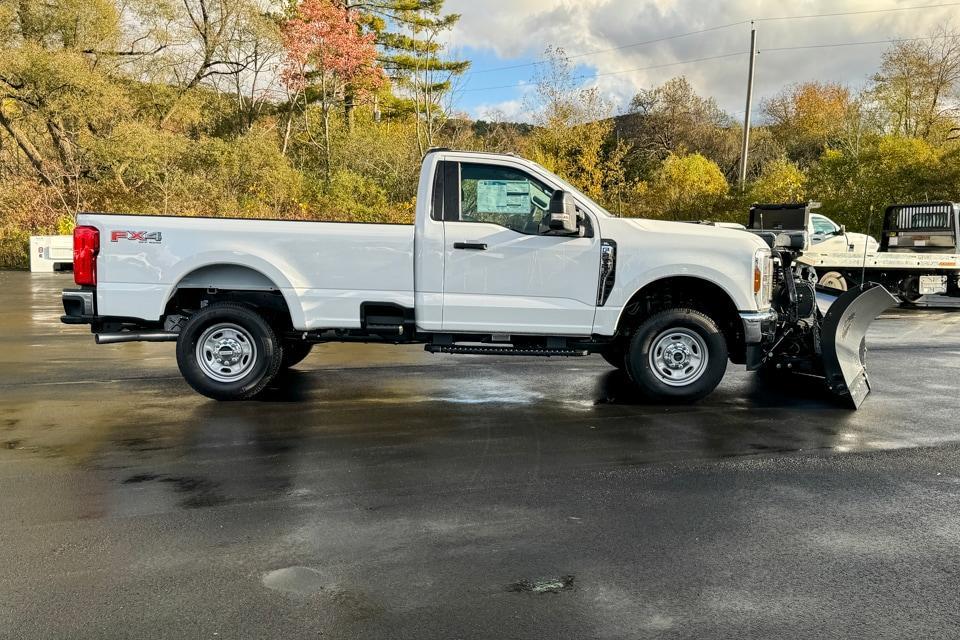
444 0 959 116
474 98 530 121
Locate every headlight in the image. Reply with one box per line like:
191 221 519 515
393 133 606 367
754 249 773 310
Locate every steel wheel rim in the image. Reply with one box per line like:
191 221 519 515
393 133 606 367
819 272 847 291
649 328 709 387
196 322 258 383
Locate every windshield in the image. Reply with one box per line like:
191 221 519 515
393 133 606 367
529 160 612 219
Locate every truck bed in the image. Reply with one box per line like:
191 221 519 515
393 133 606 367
82 213 415 330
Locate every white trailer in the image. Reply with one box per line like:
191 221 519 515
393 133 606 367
29 235 72 272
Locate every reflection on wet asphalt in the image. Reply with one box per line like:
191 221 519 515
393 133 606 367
2 271 960 639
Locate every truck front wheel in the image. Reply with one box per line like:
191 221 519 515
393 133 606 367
600 346 627 370
625 309 728 403
176 302 283 400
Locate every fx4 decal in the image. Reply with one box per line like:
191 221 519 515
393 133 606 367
111 231 163 244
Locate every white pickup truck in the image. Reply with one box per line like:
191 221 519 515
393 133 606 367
61 150 895 407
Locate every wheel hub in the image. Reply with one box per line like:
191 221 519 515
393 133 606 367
214 338 243 366
195 323 258 383
662 342 691 369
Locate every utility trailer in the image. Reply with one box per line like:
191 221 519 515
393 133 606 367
29 235 73 272
766 202 960 303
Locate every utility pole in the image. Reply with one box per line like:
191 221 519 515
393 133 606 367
739 22 758 192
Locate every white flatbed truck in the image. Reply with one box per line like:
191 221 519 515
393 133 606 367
789 203 960 302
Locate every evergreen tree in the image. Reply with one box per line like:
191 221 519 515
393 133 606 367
342 1 468 151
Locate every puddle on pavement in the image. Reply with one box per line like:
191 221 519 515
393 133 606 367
507 575 575 594
121 472 228 508
262 566 330 595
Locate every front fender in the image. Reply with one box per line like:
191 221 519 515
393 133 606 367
592 264 756 337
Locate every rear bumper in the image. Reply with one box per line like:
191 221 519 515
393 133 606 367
61 289 96 324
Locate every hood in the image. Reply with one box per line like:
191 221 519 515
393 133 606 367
599 217 770 251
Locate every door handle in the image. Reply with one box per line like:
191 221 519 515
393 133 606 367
453 242 487 250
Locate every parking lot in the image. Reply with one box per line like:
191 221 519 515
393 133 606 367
2 270 960 638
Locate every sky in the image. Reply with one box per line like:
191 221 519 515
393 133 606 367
440 0 960 122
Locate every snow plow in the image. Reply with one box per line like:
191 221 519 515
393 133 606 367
747 204 897 409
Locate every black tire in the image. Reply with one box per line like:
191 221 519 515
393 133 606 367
281 340 314 369
600 347 627 369
898 277 923 304
624 308 728 403
176 302 283 401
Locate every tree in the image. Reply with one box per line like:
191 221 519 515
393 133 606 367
868 27 960 142
281 0 382 181
762 82 856 166
645 153 729 221
525 47 630 210
0 1 129 208
220 4 285 131
748 158 806 204
619 77 735 179
344 0 468 150
808 135 946 231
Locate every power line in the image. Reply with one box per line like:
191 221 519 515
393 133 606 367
461 1 960 78
458 31 960 95
459 51 748 93
762 33 956 52
755 1 960 22
464 21 748 76
592 51 748 79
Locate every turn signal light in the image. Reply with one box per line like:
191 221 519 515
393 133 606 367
73 225 99 286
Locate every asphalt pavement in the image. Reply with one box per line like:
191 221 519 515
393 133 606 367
2 271 960 639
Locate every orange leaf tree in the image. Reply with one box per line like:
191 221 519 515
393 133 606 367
281 0 383 180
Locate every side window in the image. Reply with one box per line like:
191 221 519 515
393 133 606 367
459 163 554 235
812 216 838 235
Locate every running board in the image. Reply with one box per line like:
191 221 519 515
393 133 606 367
425 344 589 357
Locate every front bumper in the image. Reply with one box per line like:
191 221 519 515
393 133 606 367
61 289 96 324
740 309 777 371
739 309 777 344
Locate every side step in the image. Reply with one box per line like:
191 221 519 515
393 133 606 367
426 344 589 357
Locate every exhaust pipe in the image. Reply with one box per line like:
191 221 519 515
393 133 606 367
95 331 179 345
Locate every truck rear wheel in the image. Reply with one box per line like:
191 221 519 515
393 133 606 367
176 302 283 400
625 309 728 403
898 276 923 305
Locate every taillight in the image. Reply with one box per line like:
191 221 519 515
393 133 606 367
73 226 99 286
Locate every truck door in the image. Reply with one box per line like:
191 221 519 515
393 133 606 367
438 160 601 335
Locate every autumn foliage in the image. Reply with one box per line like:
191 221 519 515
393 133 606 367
280 0 380 92
0 1 959 268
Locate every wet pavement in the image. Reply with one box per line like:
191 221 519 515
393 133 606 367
2 271 960 639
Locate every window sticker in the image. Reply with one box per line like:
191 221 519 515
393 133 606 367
476 180 531 214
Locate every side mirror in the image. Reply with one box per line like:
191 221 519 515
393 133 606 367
543 190 580 235
836 225 847 236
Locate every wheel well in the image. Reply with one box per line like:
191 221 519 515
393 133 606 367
165 265 293 330
617 276 745 359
